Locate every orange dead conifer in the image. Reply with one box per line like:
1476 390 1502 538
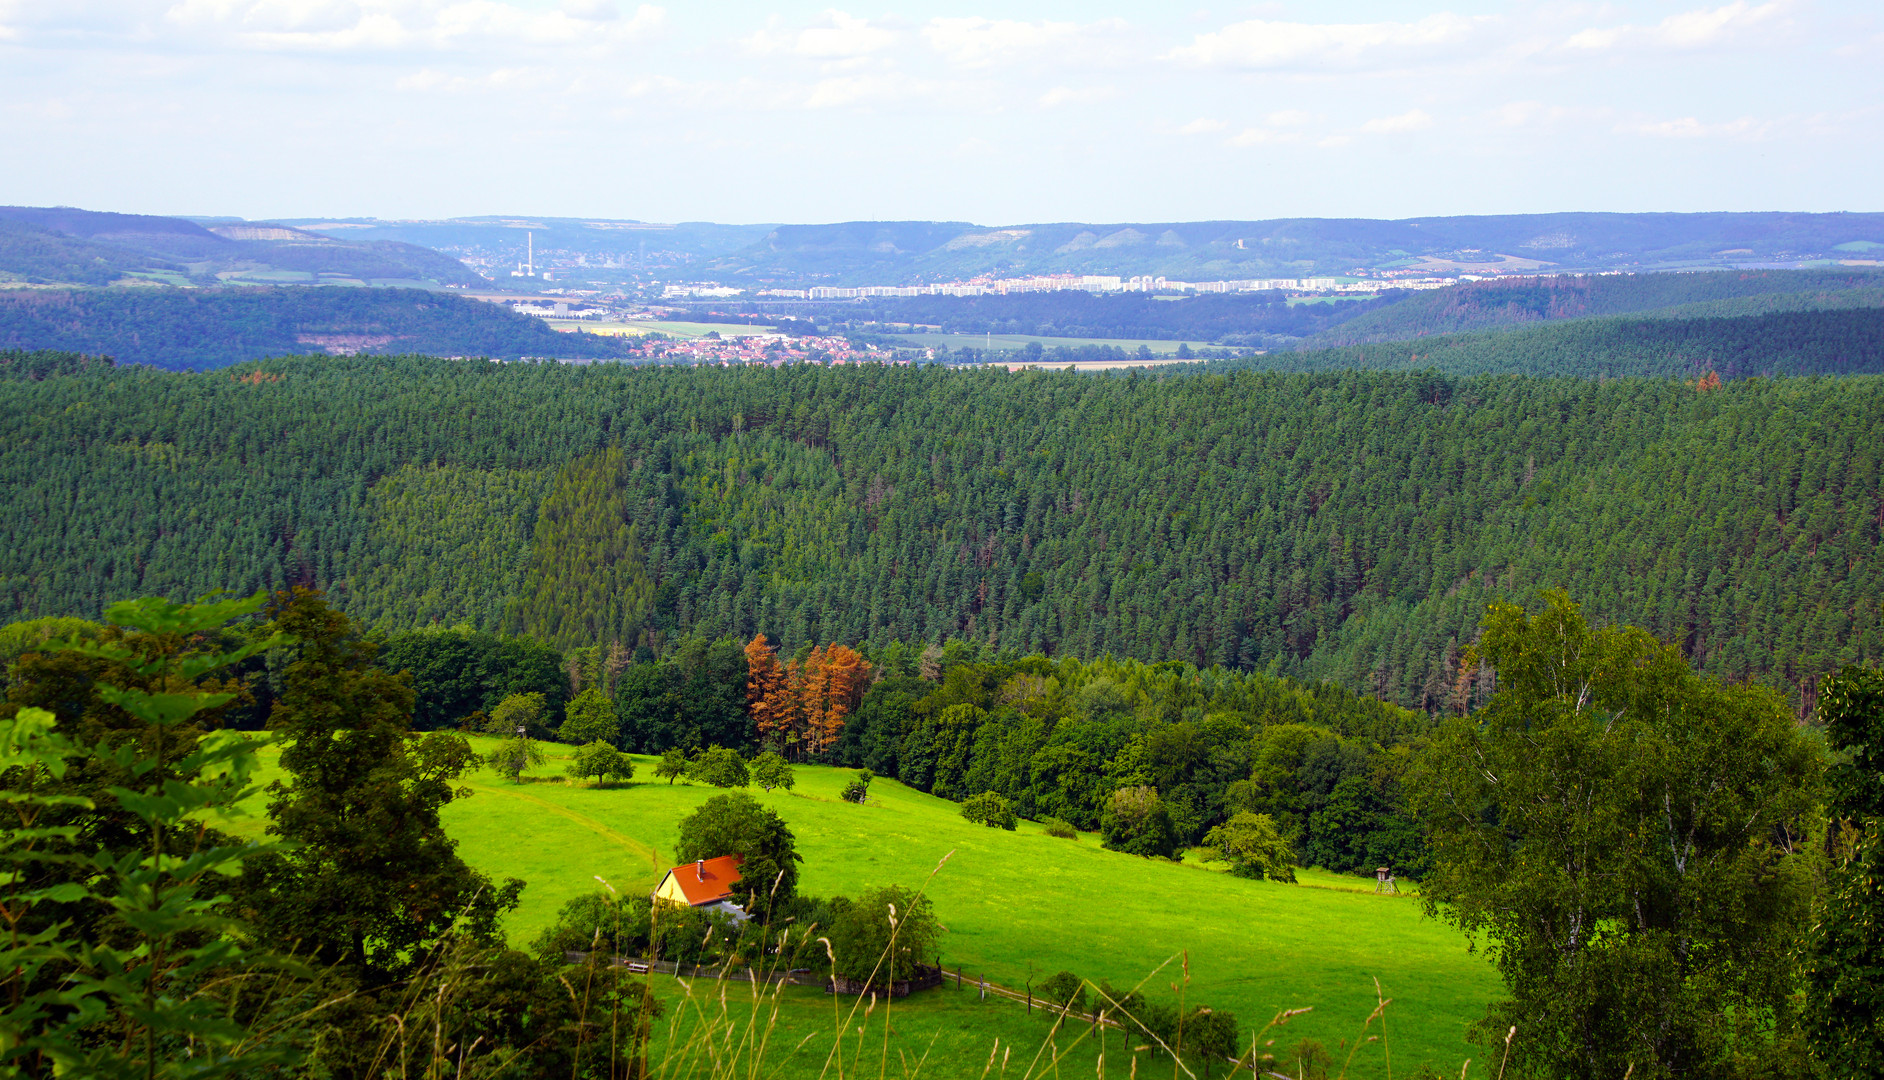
804 644 869 757
745 634 791 748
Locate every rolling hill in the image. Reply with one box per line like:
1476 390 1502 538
0 287 637 369
0 205 484 287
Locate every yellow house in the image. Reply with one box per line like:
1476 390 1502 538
652 854 745 910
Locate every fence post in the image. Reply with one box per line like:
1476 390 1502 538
979 977 986 1001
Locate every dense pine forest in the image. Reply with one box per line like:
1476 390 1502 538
2 351 1877 715
1206 305 1884 379
1295 267 1884 344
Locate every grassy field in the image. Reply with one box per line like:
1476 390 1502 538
230 738 1497 1076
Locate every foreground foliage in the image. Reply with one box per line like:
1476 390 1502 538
1415 592 1820 1079
1804 664 1884 1075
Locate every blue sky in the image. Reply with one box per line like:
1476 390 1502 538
2 1 1877 224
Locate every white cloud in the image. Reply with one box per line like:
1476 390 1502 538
1623 115 1767 139
395 65 565 93
745 11 896 59
166 0 665 50
1038 85 1114 108
1566 2 1782 51
802 71 931 109
1228 126 1286 146
561 0 618 21
1166 13 1483 70
1361 109 1433 133
922 16 1120 67
1178 117 1225 135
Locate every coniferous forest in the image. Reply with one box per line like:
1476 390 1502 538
2 350 1877 715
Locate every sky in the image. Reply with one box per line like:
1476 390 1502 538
1 0 1879 225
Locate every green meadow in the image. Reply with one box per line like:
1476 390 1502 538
230 738 1497 1076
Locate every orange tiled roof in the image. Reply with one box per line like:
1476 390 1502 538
667 854 745 906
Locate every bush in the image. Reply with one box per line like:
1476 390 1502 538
687 745 749 788
960 791 1017 830
1101 786 1179 859
828 884 943 988
1041 817 1079 839
840 769 873 803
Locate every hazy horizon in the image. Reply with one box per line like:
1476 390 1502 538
3 1 1878 224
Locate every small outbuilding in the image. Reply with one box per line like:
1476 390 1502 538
652 854 746 911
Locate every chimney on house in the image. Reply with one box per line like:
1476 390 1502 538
696 859 705 877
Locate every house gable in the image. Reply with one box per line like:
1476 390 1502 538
652 854 745 908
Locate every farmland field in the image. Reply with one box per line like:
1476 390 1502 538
229 737 1497 1075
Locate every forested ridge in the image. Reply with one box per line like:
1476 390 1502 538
0 286 636 369
1202 305 1884 379
2 353 1879 713
1297 267 1884 345
759 268 1884 348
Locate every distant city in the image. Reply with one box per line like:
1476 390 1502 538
660 272 1461 301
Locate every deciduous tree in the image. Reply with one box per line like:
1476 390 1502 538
675 792 801 916
1804 664 1884 1076
1412 591 1819 1080
240 589 520 987
960 790 1017 830
568 741 634 787
750 751 795 793
558 686 618 746
687 745 749 788
1203 811 1295 882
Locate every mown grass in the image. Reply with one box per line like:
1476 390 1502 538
231 738 1496 1075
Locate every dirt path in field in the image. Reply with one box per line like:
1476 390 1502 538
469 780 664 880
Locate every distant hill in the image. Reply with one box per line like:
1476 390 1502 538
746 268 1883 349
0 287 637 370
0 205 485 287
1296 267 1884 347
704 212 1884 284
281 215 778 277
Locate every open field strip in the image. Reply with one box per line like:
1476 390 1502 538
231 737 1495 1073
